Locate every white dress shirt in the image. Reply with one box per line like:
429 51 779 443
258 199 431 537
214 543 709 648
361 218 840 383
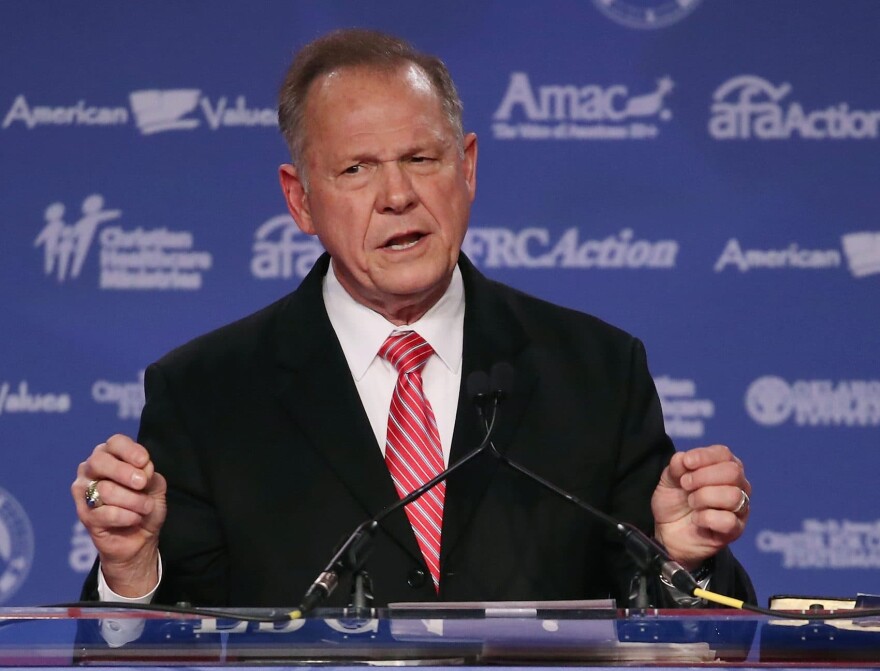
322 260 465 465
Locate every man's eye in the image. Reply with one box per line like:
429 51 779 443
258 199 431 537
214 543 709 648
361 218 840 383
410 156 431 163
342 165 362 175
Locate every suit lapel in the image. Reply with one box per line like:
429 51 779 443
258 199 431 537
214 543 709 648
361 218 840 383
440 256 537 564
272 255 424 565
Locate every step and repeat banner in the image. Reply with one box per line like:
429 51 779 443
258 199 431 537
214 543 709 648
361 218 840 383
1 1 878 606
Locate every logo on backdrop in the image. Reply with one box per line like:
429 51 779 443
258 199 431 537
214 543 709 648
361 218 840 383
746 376 880 428
714 232 880 278
656 376 715 439
0 487 35 604
69 522 97 573
492 73 674 140
710 75 880 140
462 227 678 269
2 91 275 133
757 519 880 569
92 371 145 420
591 0 703 30
251 215 324 280
0 381 71 415
129 89 276 135
33 194 213 290
842 231 880 277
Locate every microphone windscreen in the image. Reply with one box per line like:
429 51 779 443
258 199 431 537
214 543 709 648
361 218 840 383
490 362 515 396
466 370 490 402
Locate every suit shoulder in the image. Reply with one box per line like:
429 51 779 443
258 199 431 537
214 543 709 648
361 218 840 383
486 276 640 351
152 291 293 375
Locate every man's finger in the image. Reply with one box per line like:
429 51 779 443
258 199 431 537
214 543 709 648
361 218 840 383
102 434 152 469
85 450 150 490
691 508 746 541
681 460 748 492
687 484 745 513
660 451 689 485
680 444 735 470
87 505 149 530
80 478 155 516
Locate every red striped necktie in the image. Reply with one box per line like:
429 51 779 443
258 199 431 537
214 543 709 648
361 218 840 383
379 331 445 591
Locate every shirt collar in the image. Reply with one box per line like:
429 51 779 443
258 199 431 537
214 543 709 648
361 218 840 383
322 260 465 380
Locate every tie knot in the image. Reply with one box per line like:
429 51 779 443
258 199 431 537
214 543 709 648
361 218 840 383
379 331 434 374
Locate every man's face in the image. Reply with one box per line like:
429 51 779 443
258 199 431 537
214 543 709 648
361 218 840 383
279 64 477 324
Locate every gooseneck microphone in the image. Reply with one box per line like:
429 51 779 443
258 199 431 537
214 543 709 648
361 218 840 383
291 370 507 618
473 363 699 600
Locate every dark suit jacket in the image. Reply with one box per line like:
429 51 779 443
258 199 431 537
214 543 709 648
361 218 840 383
82 253 753 607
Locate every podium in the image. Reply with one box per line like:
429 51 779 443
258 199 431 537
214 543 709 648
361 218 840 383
1 607 878 668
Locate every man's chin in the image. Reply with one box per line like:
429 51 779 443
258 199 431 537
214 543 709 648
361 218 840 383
369 268 452 315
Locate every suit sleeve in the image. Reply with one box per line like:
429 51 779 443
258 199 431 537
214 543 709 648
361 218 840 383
137 362 230 606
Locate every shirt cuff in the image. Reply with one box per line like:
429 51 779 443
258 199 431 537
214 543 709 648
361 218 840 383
95 554 162 648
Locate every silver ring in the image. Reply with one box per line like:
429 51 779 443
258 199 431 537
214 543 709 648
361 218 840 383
734 489 750 516
85 479 103 509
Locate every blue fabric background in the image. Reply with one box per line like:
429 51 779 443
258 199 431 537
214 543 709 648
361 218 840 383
0 0 877 606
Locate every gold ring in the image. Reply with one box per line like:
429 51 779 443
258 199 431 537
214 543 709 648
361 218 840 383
85 479 103 509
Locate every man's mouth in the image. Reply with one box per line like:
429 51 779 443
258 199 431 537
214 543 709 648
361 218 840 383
383 232 425 251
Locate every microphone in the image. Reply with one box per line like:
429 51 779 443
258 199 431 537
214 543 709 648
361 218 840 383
291 369 507 618
471 363 513 428
476 365 699 600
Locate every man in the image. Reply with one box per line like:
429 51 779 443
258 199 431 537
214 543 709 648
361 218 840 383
72 29 753 609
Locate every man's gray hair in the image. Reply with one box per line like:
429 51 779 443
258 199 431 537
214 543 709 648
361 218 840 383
278 28 464 180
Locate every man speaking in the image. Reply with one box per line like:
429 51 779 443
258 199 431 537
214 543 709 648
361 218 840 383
72 29 753 608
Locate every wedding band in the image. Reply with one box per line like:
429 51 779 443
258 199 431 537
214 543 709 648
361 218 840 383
734 489 750 516
85 479 103 509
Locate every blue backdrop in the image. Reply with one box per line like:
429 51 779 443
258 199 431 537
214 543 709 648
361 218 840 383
1 0 878 607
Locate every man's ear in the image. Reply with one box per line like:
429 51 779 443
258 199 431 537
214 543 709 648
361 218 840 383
278 164 315 235
462 132 478 202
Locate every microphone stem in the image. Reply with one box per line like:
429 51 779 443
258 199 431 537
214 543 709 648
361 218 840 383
492 449 620 531
375 402 498 526
487 442 697 596
294 400 501 617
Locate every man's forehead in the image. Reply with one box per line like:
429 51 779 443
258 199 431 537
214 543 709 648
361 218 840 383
301 63 452 153
311 62 435 100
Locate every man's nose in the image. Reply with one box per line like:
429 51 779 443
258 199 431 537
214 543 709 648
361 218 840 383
376 162 418 214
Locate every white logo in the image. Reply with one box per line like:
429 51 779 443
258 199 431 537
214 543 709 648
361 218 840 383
710 75 880 140
0 381 71 415
462 227 678 269
2 95 128 129
34 194 122 282
656 376 715 439
251 215 324 280
69 522 97 573
34 194 213 290
130 89 276 135
492 73 674 141
0 487 35 604
92 371 145 420
592 0 703 30
128 89 201 134
715 234 880 277
746 376 880 427
713 238 841 273
757 519 880 569
842 231 880 278
3 91 275 134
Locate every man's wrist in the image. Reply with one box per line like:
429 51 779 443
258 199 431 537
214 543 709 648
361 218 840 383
97 552 162 603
